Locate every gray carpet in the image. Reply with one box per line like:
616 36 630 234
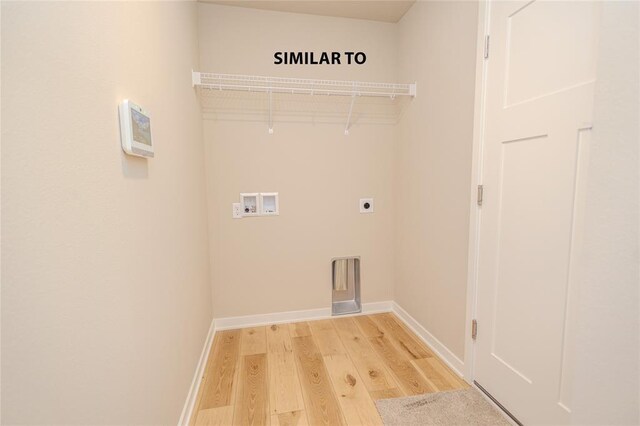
375 389 511 425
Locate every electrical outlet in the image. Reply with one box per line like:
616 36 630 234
360 198 374 213
232 202 243 219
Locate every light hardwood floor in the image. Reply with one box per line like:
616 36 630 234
190 313 468 425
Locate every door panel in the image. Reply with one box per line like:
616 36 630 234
474 1 599 424
505 0 599 106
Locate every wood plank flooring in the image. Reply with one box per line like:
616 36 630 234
191 313 468 425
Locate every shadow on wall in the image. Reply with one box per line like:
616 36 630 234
120 153 149 179
198 89 413 126
117 105 149 179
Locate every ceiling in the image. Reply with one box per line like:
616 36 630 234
200 0 417 23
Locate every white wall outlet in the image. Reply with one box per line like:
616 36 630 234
360 198 374 213
232 202 243 219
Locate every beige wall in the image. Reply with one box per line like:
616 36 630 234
1 2 212 424
571 1 639 423
198 4 397 317
395 1 479 360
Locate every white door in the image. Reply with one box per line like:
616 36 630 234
474 1 600 424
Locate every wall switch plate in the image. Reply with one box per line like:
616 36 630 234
360 198 374 213
232 202 243 219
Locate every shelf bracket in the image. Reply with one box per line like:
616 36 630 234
191 70 201 88
344 93 357 136
268 89 274 134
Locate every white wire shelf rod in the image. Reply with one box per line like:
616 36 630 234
193 71 417 97
199 72 411 90
198 84 412 98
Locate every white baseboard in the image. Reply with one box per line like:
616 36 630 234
391 301 466 377
214 301 393 331
178 318 216 426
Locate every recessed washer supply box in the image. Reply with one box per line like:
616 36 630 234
237 193 279 217
240 193 260 216
260 193 279 215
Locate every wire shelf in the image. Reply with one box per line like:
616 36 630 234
193 72 417 98
192 71 416 134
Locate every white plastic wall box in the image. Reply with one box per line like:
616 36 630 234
240 193 260 216
260 193 279 215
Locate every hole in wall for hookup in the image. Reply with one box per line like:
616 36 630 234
332 257 361 316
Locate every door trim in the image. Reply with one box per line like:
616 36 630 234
463 0 491 383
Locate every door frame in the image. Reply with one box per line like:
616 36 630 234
463 0 491 384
